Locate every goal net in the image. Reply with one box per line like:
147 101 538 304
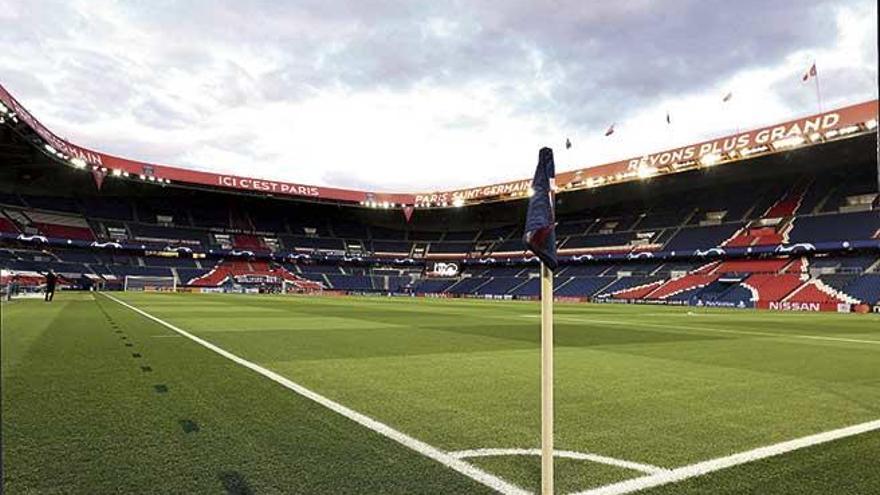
124 276 177 292
282 278 323 294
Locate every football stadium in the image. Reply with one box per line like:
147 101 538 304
2 3 879 495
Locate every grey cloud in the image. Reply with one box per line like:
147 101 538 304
131 98 199 130
212 0 858 130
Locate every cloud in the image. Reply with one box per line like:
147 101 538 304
0 0 875 191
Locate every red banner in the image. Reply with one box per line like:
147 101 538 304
421 100 878 205
0 82 875 206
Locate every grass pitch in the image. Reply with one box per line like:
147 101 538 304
3 292 880 494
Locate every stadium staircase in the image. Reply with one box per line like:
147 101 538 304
783 279 860 305
722 180 810 247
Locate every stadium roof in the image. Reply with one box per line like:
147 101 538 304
1 83 876 209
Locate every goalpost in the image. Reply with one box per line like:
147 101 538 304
123 275 178 292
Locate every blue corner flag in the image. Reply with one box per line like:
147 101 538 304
523 147 557 270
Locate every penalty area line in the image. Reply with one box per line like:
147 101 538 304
573 418 880 495
100 293 528 495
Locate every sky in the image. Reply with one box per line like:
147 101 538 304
0 0 876 193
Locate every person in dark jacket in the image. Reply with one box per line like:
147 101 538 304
44 270 58 302
5 274 19 301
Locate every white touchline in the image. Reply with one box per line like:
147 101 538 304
449 448 668 475
572 418 880 495
520 314 880 347
101 294 529 495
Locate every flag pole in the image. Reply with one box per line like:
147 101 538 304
814 63 823 113
541 261 554 495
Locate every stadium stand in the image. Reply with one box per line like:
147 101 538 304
0 89 877 312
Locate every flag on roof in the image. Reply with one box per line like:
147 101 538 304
402 205 414 223
91 167 106 191
523 147 557 270
565 138 572 149
604 123 615 136
802 62 817 81
666 111 671 124
722 91 733 102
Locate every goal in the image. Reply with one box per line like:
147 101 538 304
123 275 177 292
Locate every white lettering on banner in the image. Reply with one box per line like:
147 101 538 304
769 301 821 312
416 180 532 204
628 113 842 172
217 176 320 197
754 113 840 144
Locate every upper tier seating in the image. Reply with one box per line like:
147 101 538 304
232 234 265 250
34 223 95 241
372 240 411 253
0 217 19 233
788 211 880 243
723 226 783 247
712 259 792 274
81 198 134 221
129 223 210 246
663 223 742 251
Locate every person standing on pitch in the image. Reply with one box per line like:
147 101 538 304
44 270 58 302
5 274 19 301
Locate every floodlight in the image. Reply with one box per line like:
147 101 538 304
772 136 805 149
637 166 657 179
699 153 721 167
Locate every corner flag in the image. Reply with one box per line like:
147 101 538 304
523 147 557 270
523 147 557 495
